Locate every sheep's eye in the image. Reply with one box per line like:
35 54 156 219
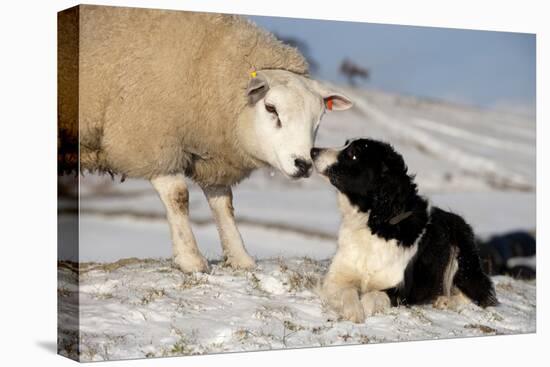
265 104 278 115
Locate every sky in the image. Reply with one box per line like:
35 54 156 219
249 15 536 116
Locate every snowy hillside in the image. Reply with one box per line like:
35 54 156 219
58 258 536 361
58 86 536 361
59 86 536 263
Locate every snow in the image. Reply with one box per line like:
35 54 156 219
57 86 536 361
63 188 534 263
58 258 536 361
75 214 337 263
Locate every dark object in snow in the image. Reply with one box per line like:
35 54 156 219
478 231 536 280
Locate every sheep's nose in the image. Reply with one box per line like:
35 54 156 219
294 158 312 178
310 148 321 160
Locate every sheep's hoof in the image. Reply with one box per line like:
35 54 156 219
174 255 210 273
226 254 256 270
361 291 391 316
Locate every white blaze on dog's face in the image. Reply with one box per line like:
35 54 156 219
246 70 353 179
311 138 358 178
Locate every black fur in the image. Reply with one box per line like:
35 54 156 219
319 138 498 307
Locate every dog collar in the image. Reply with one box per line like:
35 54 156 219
389 210 413 225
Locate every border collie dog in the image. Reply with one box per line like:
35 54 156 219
311 138 497 323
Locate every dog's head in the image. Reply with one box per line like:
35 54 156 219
311 138 410 197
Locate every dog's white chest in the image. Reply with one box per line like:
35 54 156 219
333 194 418 292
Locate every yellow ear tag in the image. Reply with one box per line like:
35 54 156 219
250 71 257 78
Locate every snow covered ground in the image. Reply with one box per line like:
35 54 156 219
58 258 536 361
58 86 536 360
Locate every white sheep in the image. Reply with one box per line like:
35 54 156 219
58 5 352 272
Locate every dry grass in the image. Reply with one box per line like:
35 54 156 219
57 287 72 297
464 323 498 334
287 270 319 292
178 273 209 290
140 288 166 305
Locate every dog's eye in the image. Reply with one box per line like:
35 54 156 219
265 104 278 115
346 147 358 161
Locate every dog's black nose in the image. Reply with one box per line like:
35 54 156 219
310 148 321 160
294 158 312 178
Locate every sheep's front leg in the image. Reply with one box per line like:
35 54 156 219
151 174 209 273
202 185 256 270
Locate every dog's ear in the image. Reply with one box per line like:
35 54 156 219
383 146 407 176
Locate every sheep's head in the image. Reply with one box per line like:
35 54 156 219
244 69 352 179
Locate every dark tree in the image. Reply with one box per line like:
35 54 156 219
340 59 369 86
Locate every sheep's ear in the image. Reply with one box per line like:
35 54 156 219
323 93 353 111
309 80 353 111
246 74 269 105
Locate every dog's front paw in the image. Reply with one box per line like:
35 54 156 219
337 289 365 323
433 296 452 310
433 293 468 311
361 291 391 316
